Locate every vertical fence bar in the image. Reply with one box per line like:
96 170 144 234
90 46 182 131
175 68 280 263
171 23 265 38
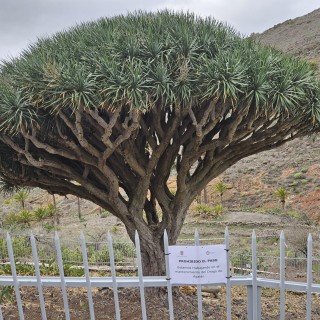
225 227 232 320
195 228 203 320
107 232 121 320
251 230 258 320
135 231 147 320
6 233 24 320
30 234 47 320
279 231 285 320
80 232 95 320
306 234 313 320
0 304 3 320
54 232 70 320
164 230 174 320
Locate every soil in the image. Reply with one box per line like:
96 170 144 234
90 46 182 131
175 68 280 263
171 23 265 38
2 286 320 320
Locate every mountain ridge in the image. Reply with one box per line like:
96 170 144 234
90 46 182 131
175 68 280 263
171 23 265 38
253 8 320 68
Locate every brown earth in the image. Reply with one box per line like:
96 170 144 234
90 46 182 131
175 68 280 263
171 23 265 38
2 286 320 320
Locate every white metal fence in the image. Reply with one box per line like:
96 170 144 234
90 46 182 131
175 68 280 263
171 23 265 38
0 228 319 319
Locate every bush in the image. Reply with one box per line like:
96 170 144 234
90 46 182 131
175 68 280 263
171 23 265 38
43 223 55 233
17 209 33 226
0 286 14 303
33 207 48 222
100 210 111 218
293 172 305 179
3 212 18 227
193 204 215 215
193 203 223 216
213 204 224 215
62 248 83 263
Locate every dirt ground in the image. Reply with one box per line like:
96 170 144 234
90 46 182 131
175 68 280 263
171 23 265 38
2 286 320 320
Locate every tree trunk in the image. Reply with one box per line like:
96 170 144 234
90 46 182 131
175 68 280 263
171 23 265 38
139 237 166 276
77 197 81 219
131 206 189 276
203 186 208 204
52 194 60 225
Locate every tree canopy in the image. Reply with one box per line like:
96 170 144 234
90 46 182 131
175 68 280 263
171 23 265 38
0 11 319 275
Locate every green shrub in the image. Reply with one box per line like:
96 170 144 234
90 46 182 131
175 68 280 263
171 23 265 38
193 204 215 215
62 247 82 263
45 203 57 218
213 204 224 215
193 203 223 216
274 187 288 210
63 264 85 277
17 209 33 226
43 223 55 233
100 210 111 218
0 286 14 304
293 172 304 179
213 181 227 203
33 207 48 222
0 237 32 261
286 210 302 220
13 190 29 209
3 212 18 227
111 225 119 232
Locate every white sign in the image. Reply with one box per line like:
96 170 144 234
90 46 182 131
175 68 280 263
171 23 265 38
168 244 227 285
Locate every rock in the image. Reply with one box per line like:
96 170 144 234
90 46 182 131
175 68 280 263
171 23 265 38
180 286 197 295
202 286 221 298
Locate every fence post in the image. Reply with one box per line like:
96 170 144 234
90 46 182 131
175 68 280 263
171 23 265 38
107 231 121 320
163 230 174 320
225 227 231 320
30 233 47 320
54 232 70 320
195 228 203 320
279 231 285 320
306 234 313 320
247 230 261 320
80 232 95 320
6 233 24 320
135 231 147 320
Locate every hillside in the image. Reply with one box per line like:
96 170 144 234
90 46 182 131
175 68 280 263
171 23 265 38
252 8 320 69
215 8 320 220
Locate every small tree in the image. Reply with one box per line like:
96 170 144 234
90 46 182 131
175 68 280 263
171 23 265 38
286 227 309 258
214 181 227 204
274 187 288 210
46 203 61 225
13 190 29 209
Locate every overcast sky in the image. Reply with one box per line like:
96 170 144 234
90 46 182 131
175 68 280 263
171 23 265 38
1 0 319 60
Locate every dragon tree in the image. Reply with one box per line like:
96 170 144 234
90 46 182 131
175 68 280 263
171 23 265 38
0 11 319 275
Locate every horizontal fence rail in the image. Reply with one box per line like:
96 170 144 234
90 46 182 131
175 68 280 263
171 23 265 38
0 228 319 319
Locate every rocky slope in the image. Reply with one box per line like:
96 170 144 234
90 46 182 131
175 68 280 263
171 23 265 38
253 8 320 68
223 8 320 220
